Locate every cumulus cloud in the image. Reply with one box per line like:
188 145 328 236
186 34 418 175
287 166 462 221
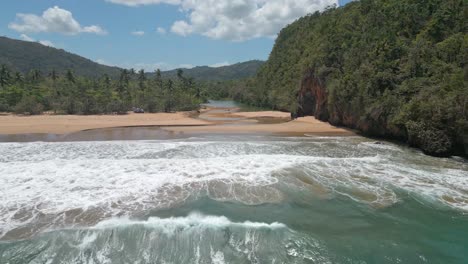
210 61 230 67
172 0 338 41
107 0 337 41
131 30 145 36
38 40 55 47
19 34 35 42
156 27 167 34
9 6 107 35
178 64 194 69
19 34 55 47
105 0 181 6
96 59 112 66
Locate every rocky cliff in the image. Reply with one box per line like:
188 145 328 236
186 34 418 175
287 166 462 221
296 70 328 121
296 70 466 157
248 0 466 158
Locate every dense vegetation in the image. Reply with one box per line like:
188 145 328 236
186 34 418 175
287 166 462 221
0 37 122 78
159 60 264 81
0 37 263 81
0 66 204 115
226 0 467 157
0 38 264 115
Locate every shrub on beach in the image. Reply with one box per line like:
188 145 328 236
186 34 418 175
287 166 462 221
14 96 43 115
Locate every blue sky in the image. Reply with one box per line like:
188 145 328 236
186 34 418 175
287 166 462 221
0 0 353 71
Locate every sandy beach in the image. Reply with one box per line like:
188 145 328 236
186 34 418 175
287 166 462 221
163 116 353 135
0 107 353 136
0 112 210 135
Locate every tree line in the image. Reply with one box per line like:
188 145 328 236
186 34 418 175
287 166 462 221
0 66 205 115
215 0 467 156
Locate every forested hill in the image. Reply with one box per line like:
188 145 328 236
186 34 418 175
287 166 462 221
0 36 263 80
159 60 264 81
241 0 467 157
0 37 122 78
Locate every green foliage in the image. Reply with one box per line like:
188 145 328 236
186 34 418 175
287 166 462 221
406 121 453 156
158 60 264 81
0 37 122 78
0 66 205 115
233 0 466 156
14 95 44 115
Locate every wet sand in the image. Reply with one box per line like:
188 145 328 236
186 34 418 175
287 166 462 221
0 112 211 135
163 116 353 135
0 106 354 140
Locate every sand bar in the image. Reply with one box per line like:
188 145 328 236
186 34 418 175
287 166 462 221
0 108 354 136
0 112 211 135
163 116 354 135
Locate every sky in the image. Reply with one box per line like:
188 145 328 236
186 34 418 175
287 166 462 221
0 0 353 71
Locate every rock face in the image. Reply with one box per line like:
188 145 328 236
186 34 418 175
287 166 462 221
296 70 328 121
295 69 464 158
406 121 453 157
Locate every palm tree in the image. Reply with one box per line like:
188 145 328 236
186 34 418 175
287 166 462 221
138 69 146 91
66 69 75 83
14 72 23 83
49 69 59 82
165 79 174 112
0 65 11 88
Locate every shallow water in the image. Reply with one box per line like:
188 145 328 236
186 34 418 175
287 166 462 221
0 135 467 263
203 100 241 109
203 100 271 112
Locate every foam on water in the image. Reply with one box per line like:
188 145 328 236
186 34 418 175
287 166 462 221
0 153 297 239
0 136 467 241
92 212 287 231
0 213 329 264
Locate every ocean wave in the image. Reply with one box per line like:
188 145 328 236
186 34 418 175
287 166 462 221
0 213 327 264
1 137 467 242
92 212 287 231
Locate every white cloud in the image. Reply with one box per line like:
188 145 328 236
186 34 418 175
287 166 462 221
156 27 167 34
19 34 54 47
19 34 35 42
107 0 337 41
39 40 55 47
105 0 181 6
178 64 194 69
131 30 145 36
9 6 107 35
170 21 192 36
96 59 112 66
210 61 230 67
171 0 338 41
82 25 107 35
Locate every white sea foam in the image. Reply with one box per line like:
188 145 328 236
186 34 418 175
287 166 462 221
93 212 287 231
0 212 314 264
0 137 467 240
0 140 314 238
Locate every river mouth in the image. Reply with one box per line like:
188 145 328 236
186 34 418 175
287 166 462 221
198 100 290 125
0 100 291 143
0 135 467 263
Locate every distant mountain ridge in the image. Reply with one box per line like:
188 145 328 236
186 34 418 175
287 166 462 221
0 36 263 80
159 60 265 81
0 36 122 78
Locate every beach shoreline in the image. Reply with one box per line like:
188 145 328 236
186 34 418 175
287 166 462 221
0 107 354 138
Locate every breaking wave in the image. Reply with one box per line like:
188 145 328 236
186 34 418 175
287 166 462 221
0 136 467 242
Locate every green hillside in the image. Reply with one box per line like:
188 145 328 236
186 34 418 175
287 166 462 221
159 60 264 81
0 37 122 78
0 36 263 81
234 0 467 157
